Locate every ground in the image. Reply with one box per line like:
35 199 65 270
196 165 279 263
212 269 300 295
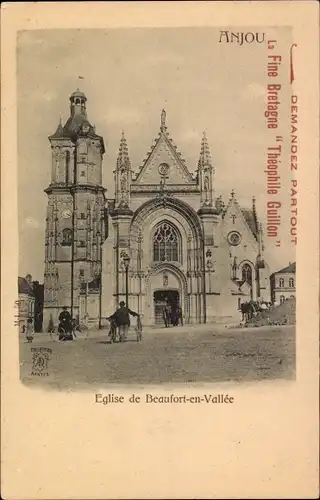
20 324 295 390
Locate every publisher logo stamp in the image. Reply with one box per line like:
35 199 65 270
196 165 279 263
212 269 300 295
31 347 52 377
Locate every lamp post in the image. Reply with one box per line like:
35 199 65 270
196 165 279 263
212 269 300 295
122 252 130 307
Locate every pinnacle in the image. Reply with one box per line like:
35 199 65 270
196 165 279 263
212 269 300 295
50 118 64 138
117 131 131 169
198 131 213 170
160 109 167 131
252 196 257 212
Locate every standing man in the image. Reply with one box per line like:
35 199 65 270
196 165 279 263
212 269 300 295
163 304 169 328
107 301 139 342
176 304 183 326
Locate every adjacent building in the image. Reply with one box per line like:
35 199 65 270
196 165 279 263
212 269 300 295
270 262 296 305
43 89 271 328
17 276 44 332
18 274 35 330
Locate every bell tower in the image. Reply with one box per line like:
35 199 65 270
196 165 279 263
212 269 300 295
43 89 106 330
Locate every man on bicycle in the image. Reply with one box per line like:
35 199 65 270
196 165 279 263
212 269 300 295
107 301 139 342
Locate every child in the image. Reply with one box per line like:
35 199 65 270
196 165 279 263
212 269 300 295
25 318 34 343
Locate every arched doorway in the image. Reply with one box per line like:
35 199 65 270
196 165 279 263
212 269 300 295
129 197 204 324
153 289 179 325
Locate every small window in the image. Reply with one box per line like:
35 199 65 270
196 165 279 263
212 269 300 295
80 170 85 177
79 269 84 277
289 278 294 288
279 278 284 287
80 213 86 219
61 228 72 246
280 295 285 304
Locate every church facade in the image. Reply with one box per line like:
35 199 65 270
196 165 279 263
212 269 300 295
43 90 270 329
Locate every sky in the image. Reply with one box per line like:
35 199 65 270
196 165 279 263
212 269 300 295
17 27 295 281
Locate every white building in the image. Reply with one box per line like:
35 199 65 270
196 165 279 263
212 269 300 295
270 262 296 305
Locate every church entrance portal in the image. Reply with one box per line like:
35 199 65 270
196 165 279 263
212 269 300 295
153 289 179 326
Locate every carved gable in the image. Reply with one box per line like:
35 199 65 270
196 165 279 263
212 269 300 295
222 197 258 248
134 133 195 186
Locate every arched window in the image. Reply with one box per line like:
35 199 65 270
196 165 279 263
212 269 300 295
61 228 72 246
279 278 284 287
242 264 252 287
65 151 70 184
153 222 180 263
289 277 294 288
280 295 285 304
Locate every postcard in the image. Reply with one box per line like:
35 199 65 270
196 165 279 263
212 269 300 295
1 1 319 498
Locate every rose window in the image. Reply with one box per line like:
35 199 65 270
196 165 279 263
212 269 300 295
227 231 241 246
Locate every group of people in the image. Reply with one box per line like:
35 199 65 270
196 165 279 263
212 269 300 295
38 299 184 344
162 303 183 328
43 303 141 344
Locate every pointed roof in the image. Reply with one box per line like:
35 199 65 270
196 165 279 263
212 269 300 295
133 110 195 184
48 90 105 152
117 131 131 170
49 119 64 139
241 209 259 238
18 277 34 296
224 190 259 240
275 262 296 274
198 131 213 171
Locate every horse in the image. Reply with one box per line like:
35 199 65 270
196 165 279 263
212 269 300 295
240 301 257 322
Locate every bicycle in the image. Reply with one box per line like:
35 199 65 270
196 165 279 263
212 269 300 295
108 320 118 343
136 316 143 342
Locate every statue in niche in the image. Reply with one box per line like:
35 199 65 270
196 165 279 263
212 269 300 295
163 273 168 287
120 170 128 206
120 171 126 191
204 176 210 203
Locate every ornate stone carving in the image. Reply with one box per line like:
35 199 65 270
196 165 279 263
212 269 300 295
130 184 198 193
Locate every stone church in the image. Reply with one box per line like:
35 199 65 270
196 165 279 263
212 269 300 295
43 90 270 329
